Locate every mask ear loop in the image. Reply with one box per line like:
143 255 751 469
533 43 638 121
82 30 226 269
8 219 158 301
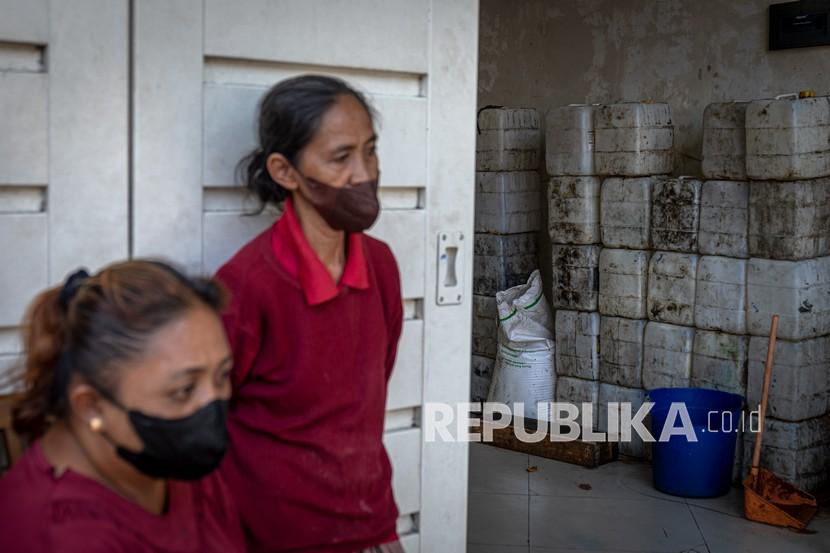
299 171 380 192
61 355 138 456
294 168 330 190
82 377 145 455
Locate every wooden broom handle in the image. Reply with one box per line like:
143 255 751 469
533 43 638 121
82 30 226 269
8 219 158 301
751 314 779 478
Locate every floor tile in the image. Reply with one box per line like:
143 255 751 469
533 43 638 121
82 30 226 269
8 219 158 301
684 486 744 518
528 455 682 503
529 494 703 551
468 491 529 546
611 461 701 503
690 504 830 553
469 442 530 495
469 444 830 552
468 544 529 553
530 548 708 553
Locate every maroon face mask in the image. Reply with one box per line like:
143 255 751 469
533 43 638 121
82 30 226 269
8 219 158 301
299 174 380 233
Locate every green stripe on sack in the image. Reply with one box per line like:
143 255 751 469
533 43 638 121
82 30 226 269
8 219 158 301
499 309 518 322
522 292 543 310
501 344 551 354
498 292 544 323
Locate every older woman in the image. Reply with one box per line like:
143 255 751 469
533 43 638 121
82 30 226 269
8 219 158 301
216 75 404 553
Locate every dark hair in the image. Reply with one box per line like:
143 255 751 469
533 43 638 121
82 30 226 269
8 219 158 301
238 74 376 207
12 260 227 440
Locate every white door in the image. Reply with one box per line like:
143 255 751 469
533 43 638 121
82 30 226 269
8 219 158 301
0 0 128 390
131 1 478 551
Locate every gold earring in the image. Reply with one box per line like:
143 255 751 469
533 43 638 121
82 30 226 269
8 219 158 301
89 417 103 432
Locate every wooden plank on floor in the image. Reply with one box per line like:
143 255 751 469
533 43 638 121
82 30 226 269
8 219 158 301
472 420 617 468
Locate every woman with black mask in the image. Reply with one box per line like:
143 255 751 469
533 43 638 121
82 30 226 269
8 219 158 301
0 260 245 553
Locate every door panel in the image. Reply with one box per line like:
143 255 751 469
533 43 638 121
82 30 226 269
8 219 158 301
202 210 277 274
386 320 424 411
130 2 477 549
132 0 203 273
203 82 427 189
0 0 128 381
0 0 48 44
202 83 260 188
1 10 476 547
419 2 479 551
0 214 47 327
48 0 129 281
371 209 426 299
384 427 422 515
203 0 429 73
0 69 47 184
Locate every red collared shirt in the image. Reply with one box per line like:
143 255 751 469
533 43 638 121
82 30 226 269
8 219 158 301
216 197 403 553
271 197 369 305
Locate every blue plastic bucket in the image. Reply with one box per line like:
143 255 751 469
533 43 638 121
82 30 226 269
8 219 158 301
648 387 743 498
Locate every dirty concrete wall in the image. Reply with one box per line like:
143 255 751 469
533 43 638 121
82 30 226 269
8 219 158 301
478 0 830 295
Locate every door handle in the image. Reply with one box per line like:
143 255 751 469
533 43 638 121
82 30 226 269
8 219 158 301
437 231 465 306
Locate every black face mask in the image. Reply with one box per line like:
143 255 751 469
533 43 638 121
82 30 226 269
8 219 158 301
102 397 229 481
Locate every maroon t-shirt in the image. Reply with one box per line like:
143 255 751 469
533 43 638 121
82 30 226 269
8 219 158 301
0 441 246 553
215 198 403 553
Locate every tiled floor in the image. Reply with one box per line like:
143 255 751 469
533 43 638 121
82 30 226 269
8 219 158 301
467 442 830 553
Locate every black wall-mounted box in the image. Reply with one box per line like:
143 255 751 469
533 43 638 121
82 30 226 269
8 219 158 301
769 0 830 50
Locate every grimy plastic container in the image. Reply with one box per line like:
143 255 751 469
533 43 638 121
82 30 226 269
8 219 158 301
550 244 600 311
599 316 646 388
694 255 747 335
649 387 743 498
746 256 830 341
650 176 701 253
548 176 601 245
746 94 830 180
472 294 498 359
698 180 749 258
476 106 541 172
475 171 542 235
600 176 655 249
642 322 695 390
473 233 538 296
702 101 749 180
595 102 674 176
748 177 830 261
691 330 749 396
598 248 650 318
599 383 647 458
555 309 600 380
647 251 699 327
471 354 495 403
746 335 830 422
546 104 597 176
554 376 599 429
